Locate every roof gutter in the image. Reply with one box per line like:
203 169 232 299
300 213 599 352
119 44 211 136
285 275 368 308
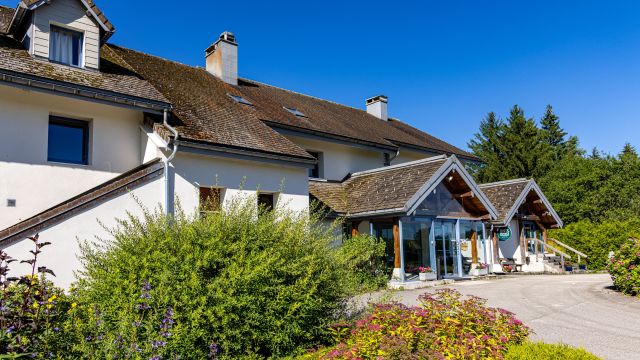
162 109 179 217
0 70 170 113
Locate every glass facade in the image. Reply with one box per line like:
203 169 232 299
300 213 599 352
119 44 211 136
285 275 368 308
401 218 432 279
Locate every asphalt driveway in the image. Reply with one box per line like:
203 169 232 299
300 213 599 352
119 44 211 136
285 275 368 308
367 274 640 360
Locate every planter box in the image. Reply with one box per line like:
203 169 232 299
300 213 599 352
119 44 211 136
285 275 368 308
565 266 573 272
419 272 437 281
579 264 587 270
469 268 488 276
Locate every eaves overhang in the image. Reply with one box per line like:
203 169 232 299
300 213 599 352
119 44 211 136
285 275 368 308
0 69 171 113
176 139 318 169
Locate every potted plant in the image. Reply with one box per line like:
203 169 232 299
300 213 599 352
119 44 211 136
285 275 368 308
565 261 573 272
578 263 587 271
418 266 436 281
502 264 513 273
470 263 489 276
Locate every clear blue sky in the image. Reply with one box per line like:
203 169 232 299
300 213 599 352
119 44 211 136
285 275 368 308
3 0 639 154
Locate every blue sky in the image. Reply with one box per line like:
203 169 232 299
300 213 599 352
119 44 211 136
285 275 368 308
3 0 638 154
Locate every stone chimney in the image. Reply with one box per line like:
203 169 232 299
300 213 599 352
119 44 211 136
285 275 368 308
366 95 388 121
205 31 238 85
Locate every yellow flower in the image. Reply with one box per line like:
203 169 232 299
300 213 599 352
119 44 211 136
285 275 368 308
71 302 77 308
47 295 58 302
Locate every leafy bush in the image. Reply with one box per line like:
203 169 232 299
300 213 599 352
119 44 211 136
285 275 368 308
607 238 640 296
301 289 529 359
333 235 387 293
549 218 640 270
504 342 601 360
0 235 78 358
73 198 348 359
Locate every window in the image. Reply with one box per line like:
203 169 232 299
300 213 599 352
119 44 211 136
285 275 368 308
258 193 275 213
227 93 253 106
307 151 321 178
199 187 222 215
47 116 89 165
49 25 83 67
284 106 307 118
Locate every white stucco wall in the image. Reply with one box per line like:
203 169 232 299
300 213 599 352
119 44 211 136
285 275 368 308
32 0 101 69
0 85 144 229
283 135 386 181
172 152 310 216
498 219 522 262
391 149 439 165
1 177 163 288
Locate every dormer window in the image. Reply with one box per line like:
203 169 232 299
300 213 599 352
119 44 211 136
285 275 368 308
227 93 253 106
49 25 84 67
284 107 307 118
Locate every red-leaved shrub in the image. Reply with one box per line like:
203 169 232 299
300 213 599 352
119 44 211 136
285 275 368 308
304 288 529 360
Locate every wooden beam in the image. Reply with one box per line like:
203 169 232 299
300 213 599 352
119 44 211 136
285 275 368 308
492 229 499 264
521 214 541 221
471 230 478 264
453 191 474 199
393 222 401 269
533 199 544 205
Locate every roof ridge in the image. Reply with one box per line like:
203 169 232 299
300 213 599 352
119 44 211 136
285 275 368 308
479 178 530 187
350 155 448 178
240 78 385 118
105 43 202 71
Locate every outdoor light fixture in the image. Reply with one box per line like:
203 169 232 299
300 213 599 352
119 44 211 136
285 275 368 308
447 175 454 181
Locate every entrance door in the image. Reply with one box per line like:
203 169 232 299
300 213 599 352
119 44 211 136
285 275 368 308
434 220 458 277
372 222 395 268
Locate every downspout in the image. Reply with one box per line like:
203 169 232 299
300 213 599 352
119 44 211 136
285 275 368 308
162 109 179 216
385 148 400 166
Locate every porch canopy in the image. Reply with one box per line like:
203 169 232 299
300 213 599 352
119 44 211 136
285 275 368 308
479 179 563 263
310 155 498 280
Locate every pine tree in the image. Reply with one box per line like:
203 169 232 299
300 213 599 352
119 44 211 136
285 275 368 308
468 112 505 182
540 104 577 161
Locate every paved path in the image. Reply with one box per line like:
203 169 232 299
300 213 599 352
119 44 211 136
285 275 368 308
361 274 640 360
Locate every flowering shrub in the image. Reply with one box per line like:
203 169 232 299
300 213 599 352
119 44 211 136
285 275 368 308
505 342 601 360
0 235 78 358
418 266 433 273
74 198 347 358
303 289 529 359
607 237 640 296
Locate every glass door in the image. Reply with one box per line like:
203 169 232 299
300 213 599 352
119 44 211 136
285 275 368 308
434 220 458 277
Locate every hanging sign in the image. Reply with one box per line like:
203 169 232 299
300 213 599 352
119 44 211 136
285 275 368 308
497 227 512 241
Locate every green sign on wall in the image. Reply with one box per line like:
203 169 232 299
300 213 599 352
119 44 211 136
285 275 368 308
497 227 512 241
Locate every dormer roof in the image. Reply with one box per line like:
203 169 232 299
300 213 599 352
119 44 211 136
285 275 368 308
8 0 114 42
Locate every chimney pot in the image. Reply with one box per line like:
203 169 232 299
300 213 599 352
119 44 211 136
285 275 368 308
205 31 238 85
366 95 388 121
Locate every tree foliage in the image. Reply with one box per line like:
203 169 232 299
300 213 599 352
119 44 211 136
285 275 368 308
468 105 573 183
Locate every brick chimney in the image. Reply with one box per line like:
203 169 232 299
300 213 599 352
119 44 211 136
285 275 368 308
366 95 388 121
205 31 238 85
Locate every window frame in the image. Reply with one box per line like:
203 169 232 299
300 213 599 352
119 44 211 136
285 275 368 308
48 23 84 68
199 187 223 216
257 193 276 213
47 115 90 165
306 151 322 179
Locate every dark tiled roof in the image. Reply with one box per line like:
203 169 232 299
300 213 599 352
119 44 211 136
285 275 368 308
0 35 169 103
309 157 448 216
107 45 315 160
0 6 14 34
237 79 477 159
479 179 529 224
0 159 164 246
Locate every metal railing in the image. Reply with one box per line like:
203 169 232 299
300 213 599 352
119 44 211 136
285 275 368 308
527 237 571 270
548 237 588 265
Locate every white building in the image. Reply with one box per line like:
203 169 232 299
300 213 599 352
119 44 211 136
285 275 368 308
0 0 564 288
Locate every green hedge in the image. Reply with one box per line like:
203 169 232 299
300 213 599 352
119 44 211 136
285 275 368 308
550 218 640 269
505 342 601 360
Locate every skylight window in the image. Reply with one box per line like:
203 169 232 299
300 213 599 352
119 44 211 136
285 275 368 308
284 107 307 118
227 93 253 106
